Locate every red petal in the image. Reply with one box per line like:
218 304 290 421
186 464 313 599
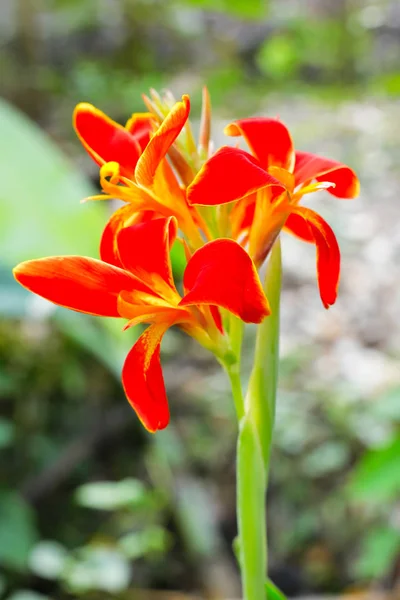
284 212 314 243
100 206 156 268
13 256 136 317
294 151 360 198
180 239 270 323
224 118 295 171
122 323 171 432
125 112 155 152
187 146 285 206
117 217 178 293
210 305 224 333
73 103 141 179
290 206 341 308
135 96 190 187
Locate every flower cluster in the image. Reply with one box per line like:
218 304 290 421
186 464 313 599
14 89 359 431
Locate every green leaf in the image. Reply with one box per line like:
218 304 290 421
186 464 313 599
265 578 287 600
347 436 400 504
180 0 267 19
0 491 39 571
118 527 169 559
354 526 400 579
29 541 69 580
0 98 105 265
75 478 147 511
6 592 51 600
0 418 15 449
64 547 131 593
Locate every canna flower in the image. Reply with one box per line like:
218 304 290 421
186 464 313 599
187 118 360 308
13 217 269 432
74 97 207 253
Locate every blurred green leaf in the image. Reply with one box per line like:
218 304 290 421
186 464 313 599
257 35 300 81
6 592 51 600
347 436 400 504
118 526 170 559
64 547 131 593
29 541 69 580
0 491 39 571
180 0 267 19
75 478 147 511
0 98 105 265
354 526 400 580
0 418 15 449
302 441 350 477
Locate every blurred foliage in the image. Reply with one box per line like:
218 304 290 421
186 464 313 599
1 0 400 597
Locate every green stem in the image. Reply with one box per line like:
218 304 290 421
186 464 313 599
226 362 244 421
247 238 282 470
236 239 283 600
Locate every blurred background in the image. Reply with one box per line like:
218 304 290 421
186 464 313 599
1 0 400 598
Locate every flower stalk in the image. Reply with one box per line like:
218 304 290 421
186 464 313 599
231 239 282 600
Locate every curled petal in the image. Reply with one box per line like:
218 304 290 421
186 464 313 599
73 103 141 178
117 217 178 294
13 256 137 317
125 112 155 151
224 118 295 171
100 206 156 268
187 146 285 206
180 239 270 323
294 151 360 198
291 206 341 308
122 323 172 432
135 95 190 187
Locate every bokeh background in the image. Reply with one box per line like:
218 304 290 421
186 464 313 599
1 0 400 598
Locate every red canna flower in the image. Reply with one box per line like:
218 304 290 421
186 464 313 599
74 96 207 252
73 103 155 179
187 118 360 308
13 217 269 432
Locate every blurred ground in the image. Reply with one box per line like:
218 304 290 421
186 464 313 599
0 0 400 599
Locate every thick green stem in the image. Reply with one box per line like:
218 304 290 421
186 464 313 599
236 239 283 600
247 238 282 470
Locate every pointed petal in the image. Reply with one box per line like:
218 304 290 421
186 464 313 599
73 103 141 179
125 112 155 151
122 323 172 432
187 146 285 206
180 239 270 323
135 95 190 187
294 151 360 198
13 256 136 317
224 117 295 171
117 217 178 293
291 206 341 308
100 206 156 268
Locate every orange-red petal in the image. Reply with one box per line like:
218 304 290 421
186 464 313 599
290 206 341 308
284 212 314 243
224 118 295 171
125 112 155 152
117 217 178 293
135 95 190 187
294 151 360 198
100 206 156 268
73 103 142 179
180 239 270 323
187 146 285 206
13 256 137 317
122 322 172 432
